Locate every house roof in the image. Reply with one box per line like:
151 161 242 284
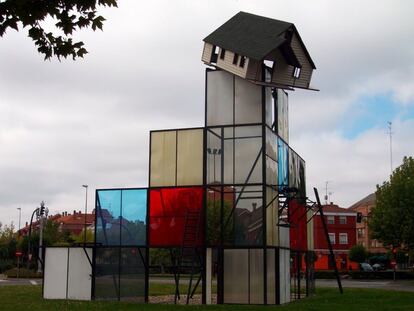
349 193 376 210
203 11 316 68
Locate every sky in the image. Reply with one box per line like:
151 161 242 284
1 0 413 228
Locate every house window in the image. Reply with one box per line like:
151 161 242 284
293 67 301 78
328 233 335 244
233 53 239 65
339 216 347 224
327 216 335 224
220 48 226 60
339 233 348 244
239 56 246 68
357 228 364 238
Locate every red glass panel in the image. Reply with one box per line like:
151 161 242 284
289 199 308 251
149 187 204 247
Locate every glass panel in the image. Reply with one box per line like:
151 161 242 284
119 247 146 301
289 149 299 189
94 247 120 300
206 70 234 126
96 190 122 246
277 89 289 142
120 189 147 246
223 249 249 304
149 187 203 247
266 127 277 161
265 88 275 128
266 156 277 186
150 131 177 187
234 126 262 184
206 128 223 184
299 157 306 201
289 200 308 251
267 249 276 304
278 138 289 189
249 249 264 304
177 129 203 186
226 185 263 246
266 186 278 246
234 75 262 124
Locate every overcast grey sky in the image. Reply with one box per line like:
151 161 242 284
1 0 413 227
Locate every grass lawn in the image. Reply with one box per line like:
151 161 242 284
0 285 413 311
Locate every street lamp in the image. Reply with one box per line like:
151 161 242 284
207 148 221 183
17 207 21 232
82 185 88 244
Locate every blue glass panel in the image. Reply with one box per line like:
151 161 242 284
121 189 147 245
96 190 122 245
278 138 289 189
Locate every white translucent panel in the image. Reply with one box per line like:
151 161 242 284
206 248 212 304
279 225 290 248
267 249 276 304
67 248 92 300
223 249 249 304
43 248 68 299
207 70 234 126
265 87 275 128
249 249 264 304
266 127 277 161
266 187 279 246
177 129 203 186
234 76 262 124
277 89 289 142
223 138 234 184
279 249 291 304
150 131 176 187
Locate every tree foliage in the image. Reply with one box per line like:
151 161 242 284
370 156 414 251
0 0 117 60
349 244 368 263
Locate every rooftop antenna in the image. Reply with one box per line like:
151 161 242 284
387 121 393 175
324 181 332 204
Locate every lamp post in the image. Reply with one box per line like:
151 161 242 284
17 207 21 278
82 185 88 244
37 201 48 274
207 148 221 183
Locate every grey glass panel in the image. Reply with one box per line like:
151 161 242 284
223 249 249 304
119 247 146 301
278 138 289 188
277 89 289 142
207 70 234 126
265 88 276 128
121 190 147 246
249 249 264 304
299 157 306 201
96 190 121 246
267 249 276 304
266 127 277 161
266 156 277 186
289 149 299 189
206 128 223 184
234 126 262 184
94 247 120 300
234 76 262 124
231 186 263 246
223 136 234 185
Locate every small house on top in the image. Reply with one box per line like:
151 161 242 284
202 12 316 90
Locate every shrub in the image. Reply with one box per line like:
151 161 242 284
4 267 42 278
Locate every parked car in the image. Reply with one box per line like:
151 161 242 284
359 263 374 272
372 263 385 271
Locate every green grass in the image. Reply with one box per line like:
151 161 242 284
0 285 414 311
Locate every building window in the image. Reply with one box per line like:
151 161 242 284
339 216 347 224
220 48 226 60
329 233 335 244
239 56 246 68
233 53 239 65
357 228 364 238
293 67 301 78
327 216 335 224
339 233 348 244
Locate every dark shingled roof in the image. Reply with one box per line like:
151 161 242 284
349 193 376 210
204 11 316 69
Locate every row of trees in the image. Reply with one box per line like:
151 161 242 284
369 157 414 255
0 220 93 272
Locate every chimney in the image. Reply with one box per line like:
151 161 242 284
79 210 81 214
330 202 333 205
73 210 76 215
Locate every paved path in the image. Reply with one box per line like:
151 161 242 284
316 279 414 292
0 278 42 286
